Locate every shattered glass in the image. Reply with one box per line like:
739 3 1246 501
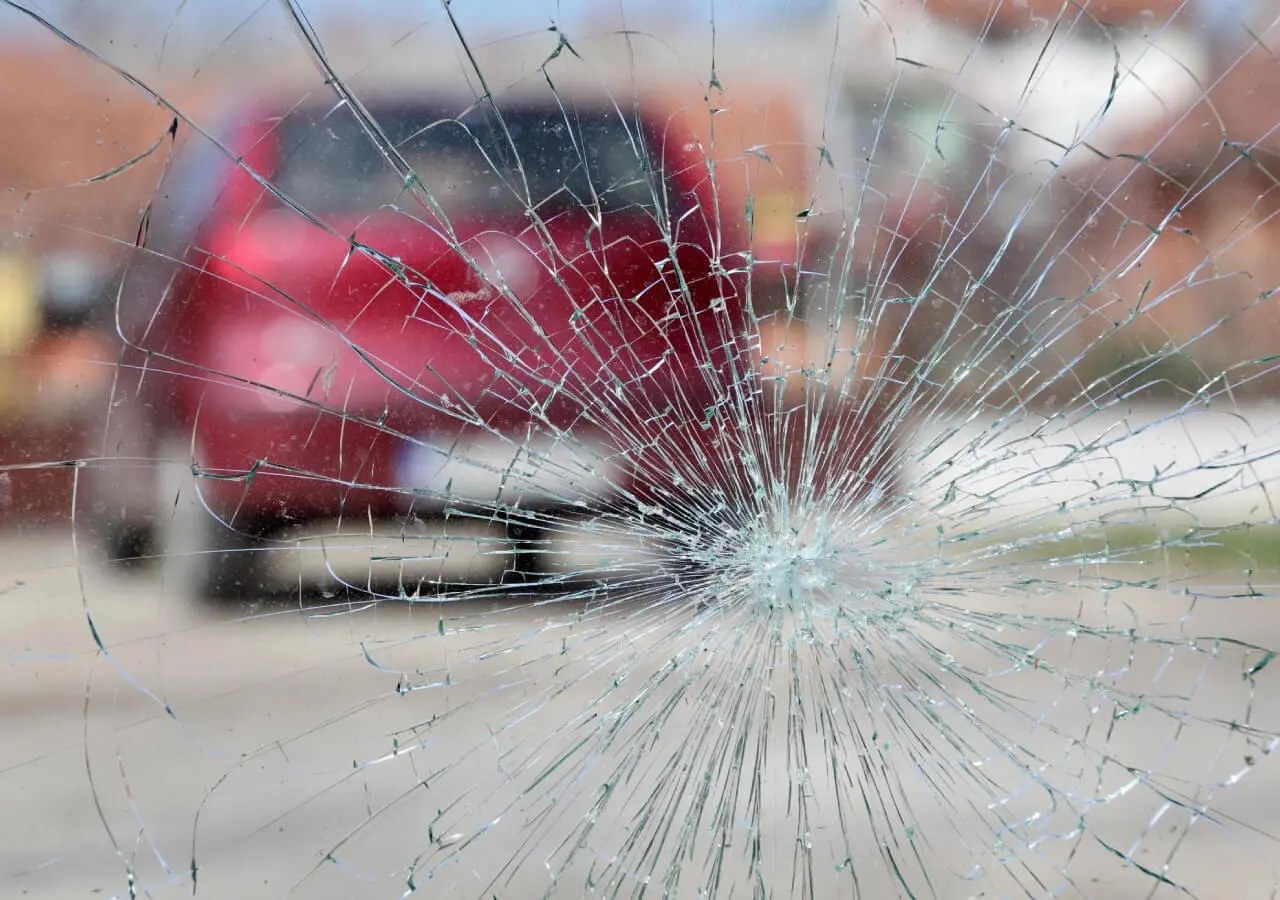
3 0 1280 897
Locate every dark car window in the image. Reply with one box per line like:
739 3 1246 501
273 104 659 219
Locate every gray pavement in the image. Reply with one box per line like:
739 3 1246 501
4 527 1280 899
5 403 1280 899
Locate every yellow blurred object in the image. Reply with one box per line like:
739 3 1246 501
0 253 42 418
752 191 801 255
0 252 40 354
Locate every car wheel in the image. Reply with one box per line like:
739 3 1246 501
195 517 275 603
503 505 655 594
505 515 553 587
101 518 160 570
78 367 167 571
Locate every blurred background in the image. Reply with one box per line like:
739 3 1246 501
0 0 1275 520
6 5 1280 899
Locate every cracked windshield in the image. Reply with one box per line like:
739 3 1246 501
6 0 1280 897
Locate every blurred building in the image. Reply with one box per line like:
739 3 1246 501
1049 1 1280 394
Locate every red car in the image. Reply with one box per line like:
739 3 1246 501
85 93 757 596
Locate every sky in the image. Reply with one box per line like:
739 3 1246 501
13 0 831 39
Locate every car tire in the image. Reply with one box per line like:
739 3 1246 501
78 362 167 571
101 518 160 570
503 505 656 594
194 517 275 604
505 515 554 587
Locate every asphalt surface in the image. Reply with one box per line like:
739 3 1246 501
3 522 1280 900
5 403 1280 899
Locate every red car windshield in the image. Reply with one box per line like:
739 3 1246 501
272 103 660 219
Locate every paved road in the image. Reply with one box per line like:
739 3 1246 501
4 522 1280 900
6 402 1280 899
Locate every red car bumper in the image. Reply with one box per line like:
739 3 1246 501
181 369 756 534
